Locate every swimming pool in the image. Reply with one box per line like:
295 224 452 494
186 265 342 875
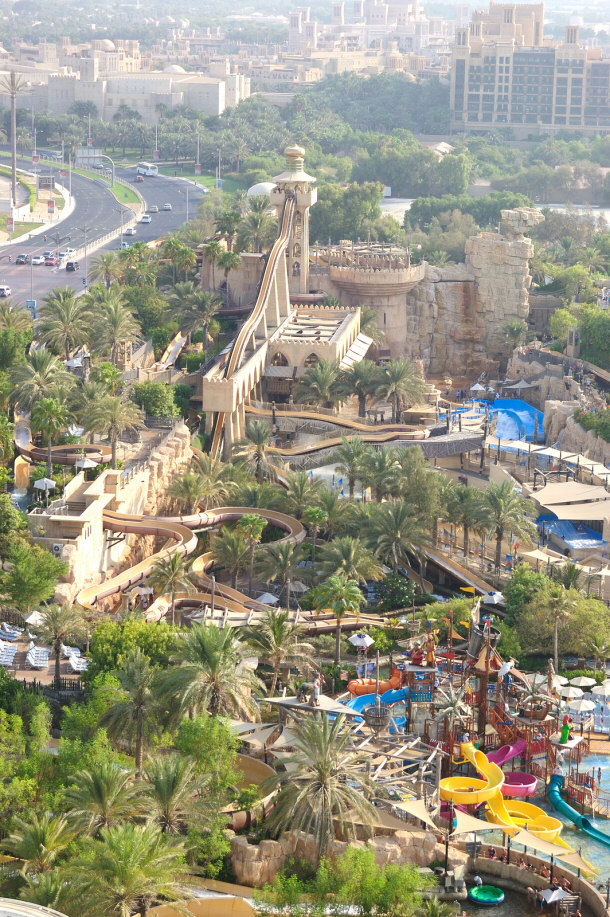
490 400 545 443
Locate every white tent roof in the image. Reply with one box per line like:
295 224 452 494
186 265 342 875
533 481 610 505
548 502 610 522
393 798 437 830
340 333 373 369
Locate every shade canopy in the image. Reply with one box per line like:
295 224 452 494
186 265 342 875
33 477 56 490
567 698 596 713
349 633 375 648
559 851 598 875
75 458 98 469
540 889 570 904
591 685 610 697
24 610 44 626
452 810 495 835
553 675 569 686
570 676 596 687
393 798 438 831
559 686 583 699
510 829 566 857
256 592 279 605
470 383 487 391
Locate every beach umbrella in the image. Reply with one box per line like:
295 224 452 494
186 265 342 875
592 684 610 698
470 383 487 392
75 458 98 469
34 477 56 507
526 673 548 689
539 889 570 904
570 676 596 688
24 610 44 626
567 698 596 713
482 591 505 605
349 633 375 649
552 675 568 686
559 685 583 699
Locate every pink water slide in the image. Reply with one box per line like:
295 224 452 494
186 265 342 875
501 771 538 797
487 739 526 766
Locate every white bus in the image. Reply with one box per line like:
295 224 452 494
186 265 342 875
136 161 159 176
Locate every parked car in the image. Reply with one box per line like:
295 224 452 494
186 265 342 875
45 256 58 266
42 251 53 259
148 205 159 213
0 285 11 297
66 261 79 272
124 227 136 236
31 254 45 265
163 202 172 211
15 253 30 264
140 214 152 223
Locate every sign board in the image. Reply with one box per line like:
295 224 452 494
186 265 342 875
383 186 391 198
195 163 201 175
153 150 160 161
216 178 223 189
60 169 67 178
25 300 36 320
32 153 39 164
87 137 93 147
38 176 55 190
6 217 13 232
47 200 55 214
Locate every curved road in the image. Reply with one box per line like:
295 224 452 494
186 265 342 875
0 161 205 304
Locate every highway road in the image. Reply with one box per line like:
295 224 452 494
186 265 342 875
0 161 206 307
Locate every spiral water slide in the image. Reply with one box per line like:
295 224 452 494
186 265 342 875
244 403 430 439
208 195 296 460
14 418 112 466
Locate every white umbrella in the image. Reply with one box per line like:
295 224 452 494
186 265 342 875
482 591 505 605
567 698 596 713
349 633 375 649
290 580 309 593
553 674 569 686
24 610 44 626
34 478 56 490
539 889 570 904
470 382 486 392
526 673 548 689
559 685 583 699
68 425 84 437
592 684 610 697
602 678 610 687
570 676 596 687
75 458 98 469
257 592 279 605
131 586 153 596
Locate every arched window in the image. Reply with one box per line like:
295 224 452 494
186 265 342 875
270 352 289 366
304 352 319 368
292 261 301 276
293 243 301 257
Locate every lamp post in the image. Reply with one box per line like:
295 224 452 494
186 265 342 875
113 205 129 249
78 225 94 290
210 574 216 616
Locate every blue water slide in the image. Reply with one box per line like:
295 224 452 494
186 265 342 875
547 774 610 849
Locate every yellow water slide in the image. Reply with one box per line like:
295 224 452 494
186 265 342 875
440 742 571 848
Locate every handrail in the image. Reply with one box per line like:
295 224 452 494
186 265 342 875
209 194 296 458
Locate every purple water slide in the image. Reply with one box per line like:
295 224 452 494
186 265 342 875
486 738 526 766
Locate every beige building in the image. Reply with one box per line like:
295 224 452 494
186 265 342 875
451 2 610 136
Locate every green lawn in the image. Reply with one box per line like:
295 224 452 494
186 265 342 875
156 164 247 193
71 166 141 206
0 216 41 238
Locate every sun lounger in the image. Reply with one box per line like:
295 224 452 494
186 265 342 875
0 647 17 667
0 628 19 642
2 622 23 637
26 648 50 670
68 655 89 673
61 644 81 659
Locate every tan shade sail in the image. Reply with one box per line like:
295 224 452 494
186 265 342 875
394 798 438 831
510 829 566 857
558 851 598 875
452 810 496 835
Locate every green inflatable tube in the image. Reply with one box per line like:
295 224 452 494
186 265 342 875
468 886 505 906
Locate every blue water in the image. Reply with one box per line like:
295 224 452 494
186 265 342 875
490 399 545 443
542 519 602 550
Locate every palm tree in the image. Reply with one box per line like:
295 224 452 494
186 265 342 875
358 305 385 346
95 295 141 365
337 360 382 418
202 239 222 289
447 484 485 561
263 715 375 863
179 289 222 350
212 528 249 590
215 210 241 250
315 486 354 536
168 472 215 514
3 812 74 873
233 480 284 510
163 238 196 281
11 350 75 410
538 585 579 671
236 512 267 597
588 634 610 677
31 397 71 479
37 603 84 692
318 536 383 584
64 763 142 835
303 505 327 568
19 870 68 910
86 395 144 468
148 553 195 626
217 249 240 304
246 609 315 696
554 562 584 592
236 205 278 253
360 446 400 503
156 623 263 719
281 470 324 520
256 541 304 602
232 420 275 483
0 299 33 333
98 648 158 777
368 502 430 588
482 480 535 572
313 573 363 665
89 251 124 288
377 359 426 423
143 756 202 834
38 287 92 360
333 436 367 499
294 358 342 409
68 823 188 917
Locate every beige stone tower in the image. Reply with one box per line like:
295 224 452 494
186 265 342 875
270 145 317 296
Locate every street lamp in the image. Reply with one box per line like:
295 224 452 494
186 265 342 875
113 205 130 249
78 225 94 290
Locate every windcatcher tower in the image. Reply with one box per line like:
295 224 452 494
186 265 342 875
270 145 317 296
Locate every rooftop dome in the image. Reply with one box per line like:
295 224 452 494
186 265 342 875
246 181 275 198
164 64 186 73
100 39 115 50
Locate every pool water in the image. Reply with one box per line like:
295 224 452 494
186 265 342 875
551 752 610 879
462 890 542 917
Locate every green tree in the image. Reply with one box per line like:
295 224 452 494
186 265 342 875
30 396 71 479
245 609 315 697
38 603 84 693
281 470 324 520
318 536 382 584
217 249 240 303
4 812 74 873
236 202 278 253
368 502 429 587
333 436 367 499
0 299 32 334
148 553 195 626
236 512 267 597
86 395 144 469
98 649 158 777
482 480 535 572
550 306 577 343
89 252 124 288
294 358 342 409
376 359 425 424
337 360 382 418
64 762 142 835
94 293 141 366
212 528 249 590
360 446 400 502
202 239 222 290
38 287 92 360
156 623 263 719
143 756 202 834
313 573 363 665
0 493 27 560
19 870 68 910
11 350 74 411
68 823 188 917
376 570 415 612
179 289 222 350
1 542 67 612
263 715 374 863
88 620 177 676
132 381 178 418
447 484 485 562
232 420 275 483
256 541 303 603
303 505 327 568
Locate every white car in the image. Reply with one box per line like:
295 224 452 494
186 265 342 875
31 255 45 265
163 203 172 211
124 227 137 236
140 214 152 224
